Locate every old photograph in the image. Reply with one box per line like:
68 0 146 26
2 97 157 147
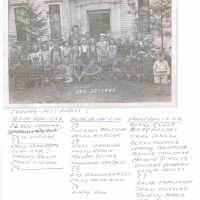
8 0 175 106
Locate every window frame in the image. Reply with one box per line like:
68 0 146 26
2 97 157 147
87 9 111 38
48 4 62 40
138 0 150 33
14 6 28 42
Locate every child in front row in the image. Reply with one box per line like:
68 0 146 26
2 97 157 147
51 42 62 68
41 42 51 83
62 41 73 83
79 37 89 65
153 52 170 84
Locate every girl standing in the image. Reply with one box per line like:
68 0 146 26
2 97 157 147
62 41 73 83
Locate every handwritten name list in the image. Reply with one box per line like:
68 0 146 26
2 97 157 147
7 110 192 199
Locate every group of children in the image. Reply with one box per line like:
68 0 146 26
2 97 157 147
9 27 171 85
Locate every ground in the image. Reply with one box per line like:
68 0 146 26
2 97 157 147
9 79 171 104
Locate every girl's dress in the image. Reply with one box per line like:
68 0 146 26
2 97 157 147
74 62 85 82
71 45 79 66
41 49 51 82
41 49 51 67
153 60 170 84
96 40 109 66
79 44 89 65
83 61 102 77
51 47 63 81
51 47 62 67
29 50 42 67
89 44 97 60
62 46 73 83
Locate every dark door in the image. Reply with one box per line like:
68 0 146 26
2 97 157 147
49 5 62 40
88 10 111 39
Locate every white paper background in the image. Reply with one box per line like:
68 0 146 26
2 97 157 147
0 0 200 200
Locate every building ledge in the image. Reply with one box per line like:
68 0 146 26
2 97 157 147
44 0 63 3
72 0 121 7
9 2 27 7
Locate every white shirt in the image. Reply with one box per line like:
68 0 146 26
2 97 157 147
153 60 170 75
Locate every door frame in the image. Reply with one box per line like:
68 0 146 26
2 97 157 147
48 3 63 40
87 9 111 37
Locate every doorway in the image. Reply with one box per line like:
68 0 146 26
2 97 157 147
88 9 111 39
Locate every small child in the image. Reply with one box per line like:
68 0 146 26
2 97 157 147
106 31 113 45
153 52 170 84
83 57 102 80
50 42 62 67
112 57 124 79
29 43 42 67
41 42 50 67
62 41 72 65
74 58 85 82
79 37 89 65
96 33 109 66
109 39 117 59
84 32 90 44
49 41 54 52
108 39 117 71
124 55 133 80
88 38 97 60
9 43 22 69
116 38 123 57
71 39 80 68
121 37 131 57
62 41 73 83
136 40 146 81
9 44 22 85
41 42 51 83
129 40 138 79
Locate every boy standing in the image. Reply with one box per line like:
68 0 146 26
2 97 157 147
50 42 62 67
79 37 89 65
96 33 109 66
41 42 51 83
153 52 170 84
62 41 73 83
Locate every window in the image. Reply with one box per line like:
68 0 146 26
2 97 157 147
138 0 150 33
15 7 27 41
49 5 62 40
138 0 149 8
88 10 111 39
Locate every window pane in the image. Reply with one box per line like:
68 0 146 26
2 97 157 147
138 0 144 8
15 7 27 41
88 10 110 39
138 0 149 8
138 0 150 33
49 5 62 40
